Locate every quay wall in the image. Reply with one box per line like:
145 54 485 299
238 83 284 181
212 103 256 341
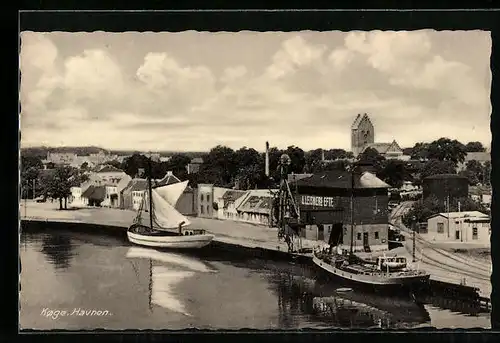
19 202 489 305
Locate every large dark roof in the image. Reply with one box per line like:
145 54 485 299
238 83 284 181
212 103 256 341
81 185 106 201
423 174 467 180
122 179 149 193
237 195 272 214
222 190 247 202
294 170 390 189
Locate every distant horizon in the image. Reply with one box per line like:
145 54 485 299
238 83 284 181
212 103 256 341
20 30 492 151
20 137 491 156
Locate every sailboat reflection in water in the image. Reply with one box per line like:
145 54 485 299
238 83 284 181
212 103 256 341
126 247 217 317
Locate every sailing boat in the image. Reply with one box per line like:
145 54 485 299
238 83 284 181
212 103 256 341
311 163 430 291
127 157 214 249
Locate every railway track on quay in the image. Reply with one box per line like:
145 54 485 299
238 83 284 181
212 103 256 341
389 203 491 283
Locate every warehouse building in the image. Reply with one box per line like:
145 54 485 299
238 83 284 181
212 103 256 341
292 168 391 252
425 211 490 244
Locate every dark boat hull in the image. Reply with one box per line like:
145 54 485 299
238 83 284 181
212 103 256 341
312 255 430 295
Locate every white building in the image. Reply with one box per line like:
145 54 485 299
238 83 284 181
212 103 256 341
235 189 275 226
425 211 490 244
220 190 248 220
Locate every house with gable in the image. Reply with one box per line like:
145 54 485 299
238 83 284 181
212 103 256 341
236 189 275 226
361 140 404 160
220 190 248 221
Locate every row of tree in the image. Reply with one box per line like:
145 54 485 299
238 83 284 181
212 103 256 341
21 137 489 209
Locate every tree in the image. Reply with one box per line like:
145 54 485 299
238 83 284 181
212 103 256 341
21 155 43 171
21 156 43 199
199 146 237 187
284 145 306 174
378 160 407 189
410 142 430 160
46 166 74 210
402 195 442 227
233 147 265 190
460 160 485 186
419 159 456 180
41 166 89 210
266 146 285 184
324 148 352 160
483 161 491 185
304 149 323 173
426 138 467 165
358 147 385 173
465 141 485 152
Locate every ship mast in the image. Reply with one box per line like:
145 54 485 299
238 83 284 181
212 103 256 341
148 153 153 230
349 163 355 256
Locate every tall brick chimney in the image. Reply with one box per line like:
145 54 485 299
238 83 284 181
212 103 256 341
265 141 270 177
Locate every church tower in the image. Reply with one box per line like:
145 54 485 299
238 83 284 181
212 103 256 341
351 113 375 157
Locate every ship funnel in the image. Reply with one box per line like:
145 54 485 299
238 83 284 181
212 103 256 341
265 141 270 177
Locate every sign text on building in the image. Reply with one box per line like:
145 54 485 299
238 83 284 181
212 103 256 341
300 195 339 208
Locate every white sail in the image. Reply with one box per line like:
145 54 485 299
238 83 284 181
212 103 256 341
138 189 191 230
154 180 188 207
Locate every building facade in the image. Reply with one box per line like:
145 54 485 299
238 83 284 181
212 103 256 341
220 190 248 220
236 189 274 226
293 170 390 252
197 184 215 218
425 211 490 244
187 157 204 174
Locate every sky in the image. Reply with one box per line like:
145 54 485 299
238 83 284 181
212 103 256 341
20 30 492 152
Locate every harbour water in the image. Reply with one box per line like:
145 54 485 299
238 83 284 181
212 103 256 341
20 229 491 330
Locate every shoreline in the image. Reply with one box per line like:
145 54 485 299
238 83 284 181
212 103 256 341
19 201 491 304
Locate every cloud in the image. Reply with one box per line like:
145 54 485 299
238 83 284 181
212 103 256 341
20 31 491 151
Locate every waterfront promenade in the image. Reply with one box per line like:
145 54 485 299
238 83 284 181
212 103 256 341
19 201 322 256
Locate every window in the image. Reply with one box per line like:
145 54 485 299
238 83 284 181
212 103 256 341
437 222 444 234
201 206 204 214
374 231 379 239
201 194 204 202
206 205 210 213
357 233 361 240
472 227 478 240
207 194 210 202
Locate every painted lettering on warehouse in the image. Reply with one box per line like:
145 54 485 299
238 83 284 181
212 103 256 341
299 195 340 208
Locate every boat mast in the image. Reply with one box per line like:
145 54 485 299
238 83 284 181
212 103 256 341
349 163 355 256
148 153 153 230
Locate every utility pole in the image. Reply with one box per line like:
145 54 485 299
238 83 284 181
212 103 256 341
412 216 416 263
458 200 462 242
446 195 450 238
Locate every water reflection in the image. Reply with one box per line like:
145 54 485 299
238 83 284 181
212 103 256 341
20 230 490 330
39 232 75 270
270 272 431 329
126 247 216 317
